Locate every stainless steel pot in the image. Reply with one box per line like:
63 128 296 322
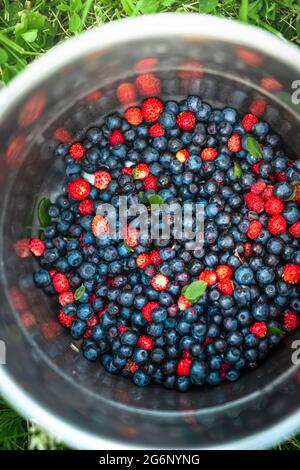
0 13 300 450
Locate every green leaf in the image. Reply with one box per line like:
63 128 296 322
297 17 300 39
120 0 135 15
37 197 51 227
0 47 8 64
245 136 263 160
138 191 147 203
69 13 81 33
57 4 72 11
285 181 300 201
233 161 243 178
133 0 160 14
21 29 38 43
239 0 249 22
268 325 285 337
123 241 134 252
147 194 164 206
182 280 207 304
198 0 218 14
74 284 86 301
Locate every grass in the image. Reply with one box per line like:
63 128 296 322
0 0 300 451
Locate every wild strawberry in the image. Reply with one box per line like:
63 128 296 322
273 171 287 182
242 113 259 131
267 214 287 235
217 279 234 295
283 311 299 330
79 199 93 215
49 269 56 278
144 175 157 190
251 181 266 195
116 82 136 105
68 178 90 200
151 273 169 291
136 253 151 269
132 163 150 180
94 170 112 190
176 111 195 131
149 123 165 137
289 221 300 238
29 238 45 256
92 215 109 237
251 161 263 174
135 73 161 96
199 270 217 286
118 324 129 335
244 241 253 258
261 184 273 200
282 263 300 284
124 359 139 374
176 149 189 163
59 291 74 306
53 273 70 293
109 130 124 146
177 358 192 376
177 294 192 311
244 193 264 213
137 335 154 350
264 196 284 215
141 97 163 122
149 250 161 265
227 133 241 152
123 225 139 247
250 321 267 338
216 265 232 281
220 363 230 381
125 107 143 126
122 167 133 176
247 220 262 239
58 310 76 328
86 315 99 328
201 147 218 161
69 142 86 160
142 301 160 321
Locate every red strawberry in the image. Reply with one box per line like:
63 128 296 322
177 358 192 376
136 253 151 269
149 250 161 265
267 214 287 235
58 310 76 328
247 220 262 239
250 99 266 116
116 82 136 105
69 142 86 160
251 181 266 195
142 301 160 321
149 123 165 137
122 167 133 176
144 175 157 190
79 199 93 215
151 273 169 291
217 279 234 295
216 265 232 281
123 225 139 247
289 221 300 238
124 359 139 374
265 196 283 215
176 149 189 163
68 178 90 200
199 270 217 286
137 335 154 350
176 111 195 131
262 184 273 200
251 161 263 174
125 107 143 126
92 215 109 237
141 97 163 122
244 193 264 213
59 291 74 306
132 163 150 180
283 311 299 330
29 238 45 256
201 147 218 161
250 321 267 338
177 294 192 311
109 130 124 146
282 263 300 284
94 170 112 190
53 273 70 293
227 133 241 152
242 113 259 132
135 73 161 96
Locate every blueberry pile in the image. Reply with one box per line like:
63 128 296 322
32 95 300 392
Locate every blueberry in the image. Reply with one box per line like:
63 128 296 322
235 266 254 285
77 303 93 321
70 319 86 339
256 266 275 285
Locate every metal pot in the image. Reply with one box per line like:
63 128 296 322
0 13 300 449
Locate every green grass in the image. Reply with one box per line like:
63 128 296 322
0 0 300 450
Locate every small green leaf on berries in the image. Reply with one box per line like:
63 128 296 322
267 325 285 337
147 194 164 206
233 161 242 177
182 280 207 304
285 181 300 201
74 284 86 301
124 241 134 252
245 136 263 160
37 197 51 227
